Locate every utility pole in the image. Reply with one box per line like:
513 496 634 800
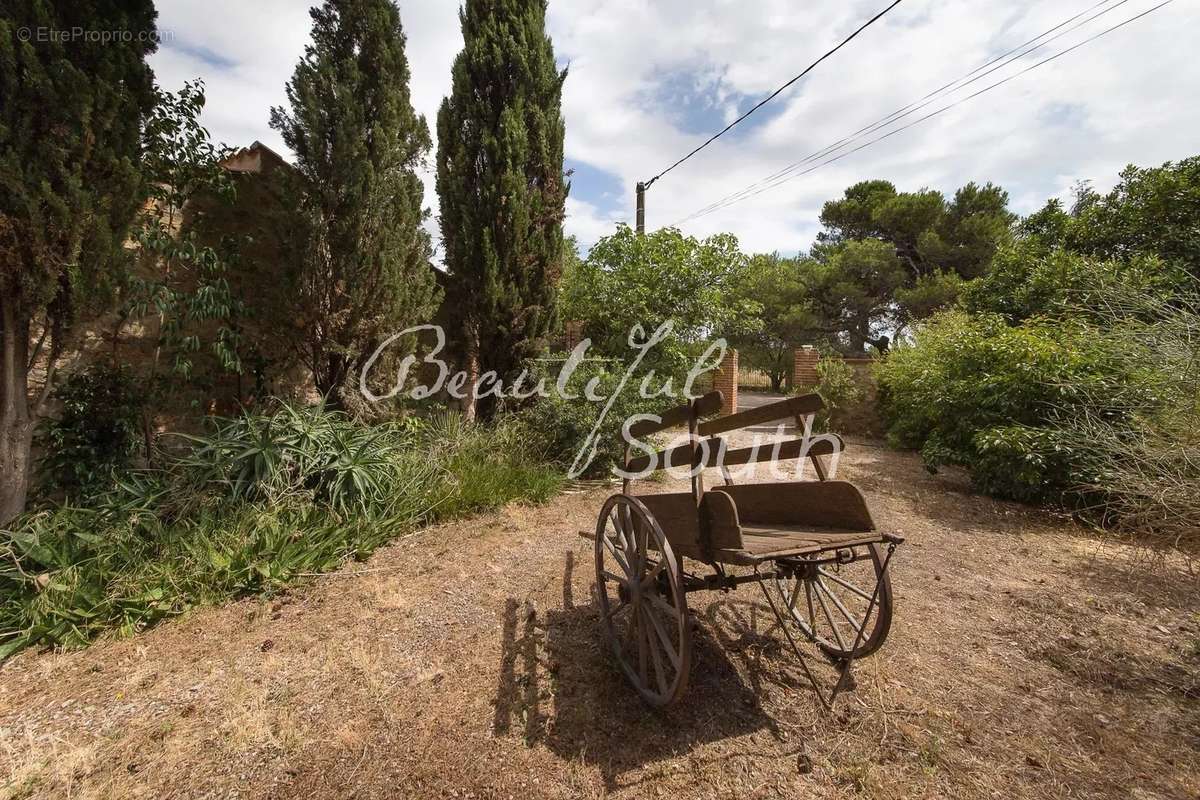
635 181 645 235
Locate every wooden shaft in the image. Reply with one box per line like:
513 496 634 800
636 181 646 234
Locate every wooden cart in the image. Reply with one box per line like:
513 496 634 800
592 390 903 709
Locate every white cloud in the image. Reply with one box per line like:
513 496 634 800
152 0 1200 255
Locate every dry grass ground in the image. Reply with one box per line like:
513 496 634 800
1 431 1197 799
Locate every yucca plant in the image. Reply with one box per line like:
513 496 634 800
1 400 563 659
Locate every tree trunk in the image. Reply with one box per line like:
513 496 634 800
0 297 33 525
314 353 349 410
462 334 478 423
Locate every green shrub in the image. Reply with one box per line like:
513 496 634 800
876 310 1133 502
512 358 669 478
1 402 561 658
1043 289 1200 546
961 243 1186 325
810 355 863 432
35 364 145 498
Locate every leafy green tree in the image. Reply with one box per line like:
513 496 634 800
0 1 158 523
814 179 1014 333
270 0 438 408
962 243 1185 326
799 240 907 353
120 82 243 387
186 145 307 402
819 179 1013 281
563 225 753 377
1054 158 1200 279
877 309 1135 503
436 0 568 419
727 254 815 392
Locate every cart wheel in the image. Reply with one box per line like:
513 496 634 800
772 543 893 660
594 494 691 707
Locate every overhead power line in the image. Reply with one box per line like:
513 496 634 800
675 0 1172 224
640 0 905 190
676 0 1131 223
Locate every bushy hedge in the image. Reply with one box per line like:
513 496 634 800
35 364 145 498
0 403 561 658
513 358 676 478
877 310 1130 501
878 279 1200 547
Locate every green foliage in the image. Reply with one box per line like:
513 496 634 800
811 179 1015 344
818 180 1014 282
1066 157 1200 278
0 402 561 657
437 0 568 416
1041 287 1200 546
563 224 753 377
270 0 439 405
0 0 158 313
0 0 158 522
876 310 1132 502
424 410 563 515
961 243 1182 325
811 356 863 433
123 81 244 383
803 239 907 353
894 270 964 322
727 254 813 391
512 358 665 478
879 159 1200 544
34 365 145 499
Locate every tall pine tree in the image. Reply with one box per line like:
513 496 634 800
0 1 159 522
436 0 568 419
270 0 438 408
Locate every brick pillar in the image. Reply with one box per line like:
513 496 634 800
712 348 738 414
563 320 584 351
793 346 819 390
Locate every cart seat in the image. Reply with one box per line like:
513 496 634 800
730 524 889 562
637 480 890 566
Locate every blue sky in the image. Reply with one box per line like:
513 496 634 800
151 0 1200 256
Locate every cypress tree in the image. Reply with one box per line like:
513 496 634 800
436 0 568 419
270 0 438 408
0 1 159 522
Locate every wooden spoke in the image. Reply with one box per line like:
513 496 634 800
638 612 649 686
812 577 847 651
643 556 668 588
643 602 682 670
814 576 865 637
643 607 669 696
604 598 629 621
623 602 640 650
782 575 801 614
817 567 874 602
805 579 817 633
601 531 630 573
647 591 678 616
601 569 629 587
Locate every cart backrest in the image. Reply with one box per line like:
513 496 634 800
623 392 831 477
626 390 724 440
714 481 875 531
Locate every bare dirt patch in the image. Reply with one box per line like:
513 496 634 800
2 435 1197 799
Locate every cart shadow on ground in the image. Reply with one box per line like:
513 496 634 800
491 550 838 792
